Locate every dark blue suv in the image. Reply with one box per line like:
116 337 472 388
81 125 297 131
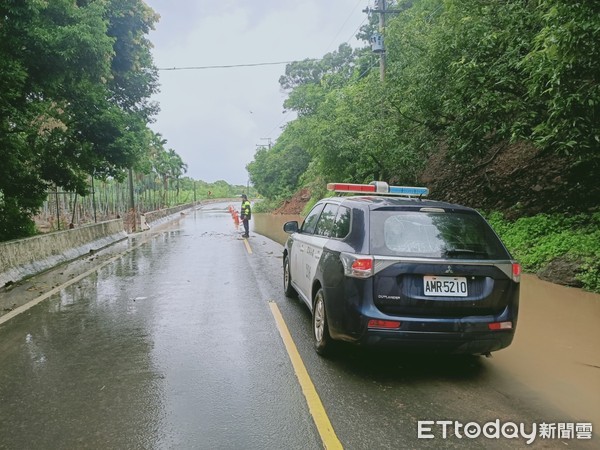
283 182 520 356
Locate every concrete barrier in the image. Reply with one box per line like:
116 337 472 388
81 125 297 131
141 199 240 228
0 219 126 288
141 202 201 228
0 199 240 288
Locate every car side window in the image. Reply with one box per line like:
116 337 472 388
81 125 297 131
331 206 351 238
301 204 325 235
314 204 339 237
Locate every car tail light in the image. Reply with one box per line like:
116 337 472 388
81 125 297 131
352 258 373 272
488 321 512 331
368 319 401 329
340 253 374 278
512 263 521 282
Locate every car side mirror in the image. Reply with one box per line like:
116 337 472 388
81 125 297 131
283 221 299 234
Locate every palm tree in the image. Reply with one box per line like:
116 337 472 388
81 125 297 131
167 149 188 203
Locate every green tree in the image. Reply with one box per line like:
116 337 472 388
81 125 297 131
523 0 600 154
247 140 310 200
280 43 367 116
0 0 160 241
248 0 600 213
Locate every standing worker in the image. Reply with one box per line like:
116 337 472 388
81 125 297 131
240 194 251 238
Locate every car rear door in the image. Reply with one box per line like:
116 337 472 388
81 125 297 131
368 209 519 318
373 261 518 318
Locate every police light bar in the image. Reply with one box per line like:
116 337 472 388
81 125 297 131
327 181 429 197
389 186 429 196
326 183 376 193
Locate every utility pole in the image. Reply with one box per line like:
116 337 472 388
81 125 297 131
55 185 61 231
364 0 407 82
377 0 386 82
260 137 272 149
91 173 97 223
365 0 387 82
128 167 136 232
255 137 272 152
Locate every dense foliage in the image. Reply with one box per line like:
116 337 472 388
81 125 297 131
247 0 599 291
248 0 599 199
487 213 600 293
0 0 189 241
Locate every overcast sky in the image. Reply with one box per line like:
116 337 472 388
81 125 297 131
144 0 369 185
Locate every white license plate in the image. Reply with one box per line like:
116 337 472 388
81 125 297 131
423 276 468 297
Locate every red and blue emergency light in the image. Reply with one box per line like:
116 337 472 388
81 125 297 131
327 181 429 197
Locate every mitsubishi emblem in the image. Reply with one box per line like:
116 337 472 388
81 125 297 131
445 265 453 274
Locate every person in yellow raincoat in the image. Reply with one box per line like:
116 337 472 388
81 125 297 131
240 194 251 238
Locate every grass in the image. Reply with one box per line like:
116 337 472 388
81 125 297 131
485 212 600 293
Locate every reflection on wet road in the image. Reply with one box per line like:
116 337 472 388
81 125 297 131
0 204 318 449
0 205 597 449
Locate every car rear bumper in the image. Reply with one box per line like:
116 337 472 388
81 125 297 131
324 275 519 355
359 329 515 354
329 300 517 354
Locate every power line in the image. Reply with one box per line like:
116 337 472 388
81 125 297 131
357 58 380 79
324 0 366 52
267 110 296 137
344 16 368 47
155 4 371 145
265 55 378 138
157 60 319 71
264 4 370 138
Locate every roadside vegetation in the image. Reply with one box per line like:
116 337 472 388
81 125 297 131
0 1 252 241
247 0 599 292
487 213 600 292
1 1 598 292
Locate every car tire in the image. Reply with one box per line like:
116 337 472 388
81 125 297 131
313 288 334 356
283 254 296 298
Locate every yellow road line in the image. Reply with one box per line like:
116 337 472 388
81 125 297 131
269 301 343 450
243 238 253 254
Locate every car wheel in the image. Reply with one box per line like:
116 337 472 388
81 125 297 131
283 254 296 297
313 288 334 356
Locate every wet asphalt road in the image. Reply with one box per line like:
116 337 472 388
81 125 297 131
0 204 318 449
0 203 597 449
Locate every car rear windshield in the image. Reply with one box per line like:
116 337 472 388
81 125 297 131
369 210 510 259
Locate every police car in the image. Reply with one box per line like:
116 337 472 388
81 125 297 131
283 182 520 356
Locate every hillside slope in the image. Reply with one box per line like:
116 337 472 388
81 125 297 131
273 143 599 291
420 142 598 218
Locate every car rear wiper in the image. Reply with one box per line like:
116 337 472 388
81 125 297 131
444 248 488 258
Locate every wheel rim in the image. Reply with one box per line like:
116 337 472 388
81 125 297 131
314 294 324 343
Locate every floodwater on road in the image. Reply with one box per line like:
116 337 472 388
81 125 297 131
494 277 600 425
251 212 302 247
253 212 600 426
0 206 597 448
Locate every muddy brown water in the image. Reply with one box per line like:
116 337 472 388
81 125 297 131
252 212 600 426
251 213 302 246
